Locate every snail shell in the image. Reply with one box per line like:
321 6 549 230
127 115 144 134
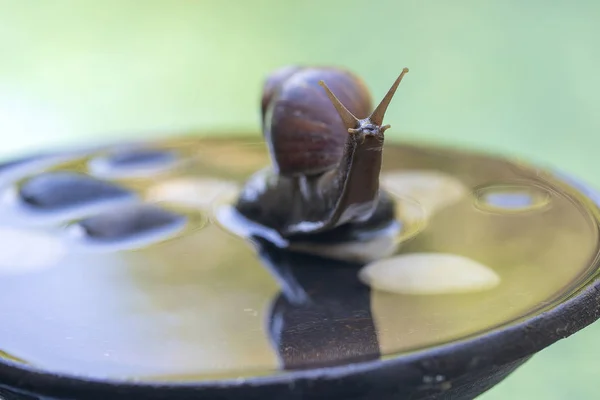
262 67 373 176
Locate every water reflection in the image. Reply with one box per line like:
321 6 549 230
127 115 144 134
473 183 551 214
254 237 380 370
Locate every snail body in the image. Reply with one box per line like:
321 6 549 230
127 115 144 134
235 66 409 247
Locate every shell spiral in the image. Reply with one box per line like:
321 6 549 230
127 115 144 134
261 67 373 177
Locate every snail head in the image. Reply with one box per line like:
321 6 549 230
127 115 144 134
318 67 409 140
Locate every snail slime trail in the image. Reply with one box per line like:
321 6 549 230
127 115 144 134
233 67 410 258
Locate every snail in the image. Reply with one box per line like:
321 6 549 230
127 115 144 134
233 66 409 253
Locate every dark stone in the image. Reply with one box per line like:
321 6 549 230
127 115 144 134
78 205 186 241
19 172 133 210
0 155 41 173
0 385 39 399
106 148 176 167
89 149 178 175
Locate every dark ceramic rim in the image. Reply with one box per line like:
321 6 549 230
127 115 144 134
1 150 599 399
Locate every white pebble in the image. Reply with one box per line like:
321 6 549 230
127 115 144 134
146 178 238 210
382 170 467 218
359 253 500 295
289 223 401 264
0 228 65 274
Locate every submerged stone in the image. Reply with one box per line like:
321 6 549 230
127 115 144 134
19 172 133 210
78 205 186 241
359 253 500 295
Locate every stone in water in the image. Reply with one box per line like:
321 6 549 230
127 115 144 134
359 253 501 295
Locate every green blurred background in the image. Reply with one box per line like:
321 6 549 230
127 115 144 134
1 1 599 398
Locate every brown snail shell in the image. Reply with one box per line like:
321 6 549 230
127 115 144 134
262 67 373 176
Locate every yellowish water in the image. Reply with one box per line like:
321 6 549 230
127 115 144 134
0 136 597 381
